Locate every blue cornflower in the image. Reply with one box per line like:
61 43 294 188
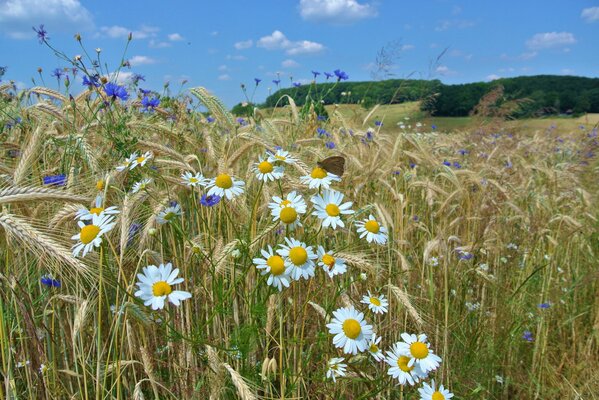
200 194 221 207
409 162 416 169
254 78 261 85
71 68 78 77
41 274 61 288
0 66 6 80
52 68 64 81
272 79 281 85
104 82 129 101
458 251 473 260
374 120 383 127
274 145 282 150
325 141 335 149
139 88 152 95
392 170 401 175
206 116 215 123
316 127 329 137
458 149 468 156
43 174 66 186
311 70 320 78
579 125 585 130
275 227 284 235
127 222 142 246
317 115 327 121
538 302 551 309
237 117 247 126
141 96 160 111
82 75 100 88
293 82 301 87
8 149 21 158
412 215 419 222
505 161 513 169
324 72 334 79
131 73 145 85
32 25 48 43
334 69 349 81
443 160 451 167
453 161 462 169
431 124 437 130
522 330 534 342
365 130 374 141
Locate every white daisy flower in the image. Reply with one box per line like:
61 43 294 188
181 171 208 187
355 214 388 245
311 189 354 229
75 194 119 221
317 246 347 278
156 203 182 225
253 156 285 182
418 380 454 400
326 307 373 355
253 245 292 291
71 213 116 257
300 167 341 190
129 151 153 170
326 357 347 382
267 149 297 164
276 237 317 280
206 173 245 200
132 178 153 193
396 333 442 374
368 333 385 362
134 262 192 310
385 341 427 386
269 194 306 230
116 152 138 172
361 291 389 314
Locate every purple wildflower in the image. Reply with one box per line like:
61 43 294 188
293 82 301 88
141 96 160 111
443 160 451 167
41 275 61 288
374 120 383 127
334 69 349 81
43 174 66 186
82 75 100 88
538 303 551 309
522 330 534 342
206 116 215 123
104 82 129 101
272 79 281 85
311 70 320 78
324 72 334 79
200 194 221 207
325 141 335 149
32 25 48 43
254 78 261 85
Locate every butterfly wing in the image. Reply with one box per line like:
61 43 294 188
317 156 345 177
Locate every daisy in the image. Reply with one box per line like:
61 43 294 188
181 171 208 187
116 152 137 172
368 334 385 362
253 155 284 182
134 262 192 310
300 167 341 190
268 192 307 216
396 333 442 374
361 291 389 314
131 178 153 193
277 237 317 280
311 189 354 229
326 357 347 382
418 380 454 400
326 307 373 355
267 149 297 164
71 213 116 257
317 246 347 278
75 194 119 221
129 151 153 170
156 203 182 225
206 173 245 200
253 245 292 291
355 215 388 245
385 341 427 386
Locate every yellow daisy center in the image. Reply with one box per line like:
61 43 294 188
89 207 104 215
369 343 379 353
288 246 308 266
325 203 340 216
311 167 327 179
189 177 198 183
258 161 274 174
364 220 380 233
275 155 286 161
215 174 233 189
342 319 362 339
164 212 176 221
266 255 285 276
136 156 146 164
280 207 298 224
152 281 172 296
96 180 104 190
370 297 381 306
432 392 445 400
280 200 291 207
397 356 414 372
80 225 100 244
410 341 429 359
322 254 336 269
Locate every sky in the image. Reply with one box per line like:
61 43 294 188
0 0 598 107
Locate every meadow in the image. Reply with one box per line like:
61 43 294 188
1 59 598 399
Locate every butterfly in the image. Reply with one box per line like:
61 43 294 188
317 156 345 177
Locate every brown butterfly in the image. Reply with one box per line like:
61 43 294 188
317 156 345 177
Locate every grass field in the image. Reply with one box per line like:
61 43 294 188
1 80 598 400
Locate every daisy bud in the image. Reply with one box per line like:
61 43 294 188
148 228 157 236
360 273 367 281
192 245 202 254
128 32 133 41
95 48 101 53
231 249 241 259
74 55 82 62
75 33 81 42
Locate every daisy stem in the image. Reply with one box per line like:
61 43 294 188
95 245 104 400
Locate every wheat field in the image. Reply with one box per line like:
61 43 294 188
1 72 598 400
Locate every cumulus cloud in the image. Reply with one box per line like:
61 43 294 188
100 25 159 40
234 39 253 50
0 0 94 38
168 33 184 41
281 59 300 68
128 55 157 67
486 74 501 81
257 30 324 55
435 65 456 76
299 0 377 23
526 32 576 49
581 7 599 22
218 74 231 81
149 39 171 48
226 54 247 61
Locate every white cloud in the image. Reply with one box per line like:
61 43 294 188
435 65 456 76
210 31 219 36
282 59 300 68
101 25 159 40
226 54 247 61
560 68 575 75
234 39 253 50
526 32 576 49
107 71 134 85
435 19 476 31
299 0 377 23
218 74 231 81
168 33 184 41
0 0 94 38
257 30 324 55
218 65 229 71
128 55 157 66
486 74 501 81
401 44 415 51
149 39 171 48
581 7 599 22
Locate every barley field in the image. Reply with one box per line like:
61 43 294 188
1 66 599 399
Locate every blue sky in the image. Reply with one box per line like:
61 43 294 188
1 0 598 107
